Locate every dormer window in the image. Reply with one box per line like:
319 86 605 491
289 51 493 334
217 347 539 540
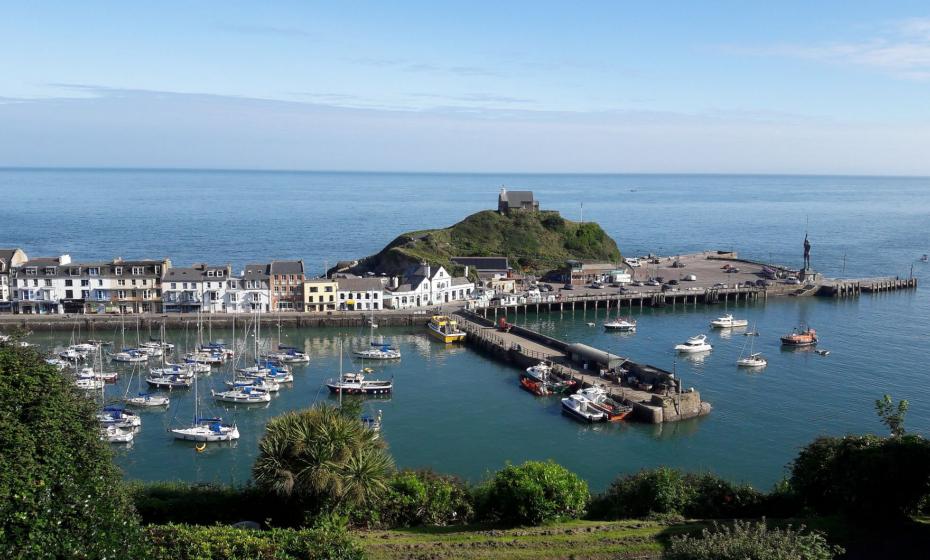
154 265 161 274
25 267 36 276
207 270 215 277
88 267 99 276
217 270 224 277
115 266 123 275
45 267 56 275
132 266 143 275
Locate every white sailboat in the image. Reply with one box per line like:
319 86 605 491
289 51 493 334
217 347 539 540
171 367 239 442
353 318 401 360
737 323 766 368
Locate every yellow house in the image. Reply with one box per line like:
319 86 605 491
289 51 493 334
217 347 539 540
303 278 339 312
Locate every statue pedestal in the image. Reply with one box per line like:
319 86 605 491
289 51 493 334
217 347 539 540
799 268 820 283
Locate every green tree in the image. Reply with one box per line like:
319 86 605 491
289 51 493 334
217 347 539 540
875 394 909 437
476 460 589 525
252 404 393 513
0 342 145 559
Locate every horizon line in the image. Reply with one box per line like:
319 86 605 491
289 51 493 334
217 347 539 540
0 165 928 179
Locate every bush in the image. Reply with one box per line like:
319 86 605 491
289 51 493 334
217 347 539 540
146 517 365 560
590 467 695 519
0 343 146 559
665 520 843 560
372 469 474 528
130 482 298 527
476 460 589 525
682 473 765 519
790 435 930 518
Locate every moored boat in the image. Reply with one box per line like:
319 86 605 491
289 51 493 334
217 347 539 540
604 317 637 332
577 386 633 422
781 327 817 347
171 417 240 442
675 334 713 353
560 393 607 423
145 374 192 389
326 371 393 395
125 392 171 407
211 386 271 404
100 425 134 443
710 314 749 328
426 315 466 343
111 349 149 363
737 352 767 368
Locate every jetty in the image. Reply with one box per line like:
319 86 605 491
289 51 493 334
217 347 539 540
453 310 711 424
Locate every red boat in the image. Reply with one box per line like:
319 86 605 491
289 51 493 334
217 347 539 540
781 327 817 347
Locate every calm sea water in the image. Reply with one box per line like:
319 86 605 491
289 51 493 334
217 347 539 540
2 169 929 490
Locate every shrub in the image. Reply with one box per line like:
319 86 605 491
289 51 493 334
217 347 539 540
665 520 843 560
476 460 589 525
790 435 930 518
590 467 695 519
146 517 365 560
129 482 298 527
373 469 474 528
0 342 146 559
682 473 764 519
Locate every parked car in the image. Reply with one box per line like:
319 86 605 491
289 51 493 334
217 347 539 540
785 277 801 285
725 268 740 273
562 283 574 290
683 274 697 281
646 279 661 287
712 282 728 289
668 279 679 285
632 281 644 287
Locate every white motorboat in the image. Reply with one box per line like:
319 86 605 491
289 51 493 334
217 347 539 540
675 334 713 353
126 392 171 407
145 374 192 389
561 393 607 423
326 371 392 395
45 357 70 371
524 362 553 383
737 352 768 368
76 366 118 383
604 317 637 332
136 344 164 358
59 348 86 361
71 343 97 353
75 378 105 391
111 349 149 363
100 425 134 443
97 406 142 428
710 314 749 328
211 386 271 404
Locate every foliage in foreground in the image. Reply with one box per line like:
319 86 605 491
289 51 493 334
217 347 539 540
665 520 843 560
0 341 145 559
366 469 474 528
475 460 589 525
146 517 364 560
129 481 297 527
252 404 394 514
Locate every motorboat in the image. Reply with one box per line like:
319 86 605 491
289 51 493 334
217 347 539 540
70 343 97 353
145 374 193 389
326 371 393 395
521 362 576 396
225 376 280 392
100 425 134 443
781 327 817 347
171 418 239 442
125 392 171 407
427 315 466 343
211 386 271 404
578 386 633 422
604 317 637 332
136 344 164 358
560 393 607 423
524 362 553 382
45 357 70 371
111 349 149 363
59 348 86 361
737 352 767 368
75 378 105 391
97 406 142 429
710 314 749 328
675 334 713 353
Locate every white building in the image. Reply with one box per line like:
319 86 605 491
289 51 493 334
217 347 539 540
162 263 232 314
335 276 387 311
10 255 73 314
385 263 475 309
0 248 28 311
242 264 272 313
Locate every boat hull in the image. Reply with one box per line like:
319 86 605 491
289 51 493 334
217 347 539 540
427 324 466 343
326 384 392 395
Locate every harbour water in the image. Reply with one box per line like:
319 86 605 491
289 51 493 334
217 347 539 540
2 169 930 490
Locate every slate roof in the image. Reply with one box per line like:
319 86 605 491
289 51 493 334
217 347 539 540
244 264 270 279
270 260 304 276
451 256 510 271
500 190 536 209
336 277 386 292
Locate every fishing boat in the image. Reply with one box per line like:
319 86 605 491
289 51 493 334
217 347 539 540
426 315 466 343
171 369 239 442
97 405 142 429
578 386 633 421
100 425 134 443
327 371 393 395
560 393 607 423
675 334 713 353
604 317 637 332
211 385 271 404
710 314 749 328
781 327 817 347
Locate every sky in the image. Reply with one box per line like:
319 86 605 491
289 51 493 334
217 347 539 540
2 1 930 174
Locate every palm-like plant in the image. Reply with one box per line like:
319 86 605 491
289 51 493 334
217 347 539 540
253 404 393 510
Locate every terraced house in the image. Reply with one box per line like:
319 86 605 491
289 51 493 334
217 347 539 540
162 263 233 313
270 260 304 311
336 276 387 311
303 276 338 312
243 264 272 312
0 248 28 312
83 258 169 314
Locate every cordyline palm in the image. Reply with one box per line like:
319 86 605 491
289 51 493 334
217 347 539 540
253 404 393 509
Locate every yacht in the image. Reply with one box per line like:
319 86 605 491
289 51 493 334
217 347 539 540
710 314 749 328
125 392 171 407
427 315 466 343
675 334 713 353
211 386 272 404
96 406 141 429
59 348 87 361
100 425 134 443
604 317 637 332
737 352 768 368
75 378 106 391
171 417 240 442
225 376 280 392
353 346 402 360
76 366 118 383
111 349 149 363
560 393 607 423
266 345 310 363
326 371 393 395
150 364 194 378
145 373 193 389
185 350 225 365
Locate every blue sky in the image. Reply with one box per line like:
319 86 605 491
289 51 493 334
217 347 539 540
2 1 930 173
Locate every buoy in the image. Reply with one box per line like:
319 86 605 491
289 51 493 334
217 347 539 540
195 443 207 452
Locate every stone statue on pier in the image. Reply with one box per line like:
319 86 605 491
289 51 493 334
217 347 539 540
803 234 811 270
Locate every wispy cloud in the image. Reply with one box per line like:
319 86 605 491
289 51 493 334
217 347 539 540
408 92 536 104
216 23 314 39
349 57 504 78
724 17 930 80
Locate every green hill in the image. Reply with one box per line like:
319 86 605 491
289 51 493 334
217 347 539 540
345 209 622 276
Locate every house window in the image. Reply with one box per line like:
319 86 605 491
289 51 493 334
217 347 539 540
171 283 176 289
81 279 89 287
217 270 224 277
25 267 36 275
207 270 214 277
117 290 126 299
65 290 73 298
65 279 73 286
88 267 99 276
310 287 318 293
118 279 126 286
154 265 161 274
44 267 56 275
115 266 123 275
325 286 333 292
81 290 89 298
132 267 142 275
96 279 102 286
44 279 51 287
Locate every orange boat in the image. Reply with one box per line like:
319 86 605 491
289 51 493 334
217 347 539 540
781 327 817 347
520 376 550 396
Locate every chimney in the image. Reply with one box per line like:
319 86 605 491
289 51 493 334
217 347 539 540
423 262 431 278
463 265 469 278
391 276 399 289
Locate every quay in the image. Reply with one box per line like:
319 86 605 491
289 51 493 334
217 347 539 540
453 310 711 424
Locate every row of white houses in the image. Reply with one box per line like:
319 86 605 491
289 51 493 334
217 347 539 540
0 248 475 314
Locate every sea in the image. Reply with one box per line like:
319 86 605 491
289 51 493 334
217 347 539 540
2 169 929 490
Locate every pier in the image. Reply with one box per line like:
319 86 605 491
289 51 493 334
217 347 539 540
453 310 711 424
